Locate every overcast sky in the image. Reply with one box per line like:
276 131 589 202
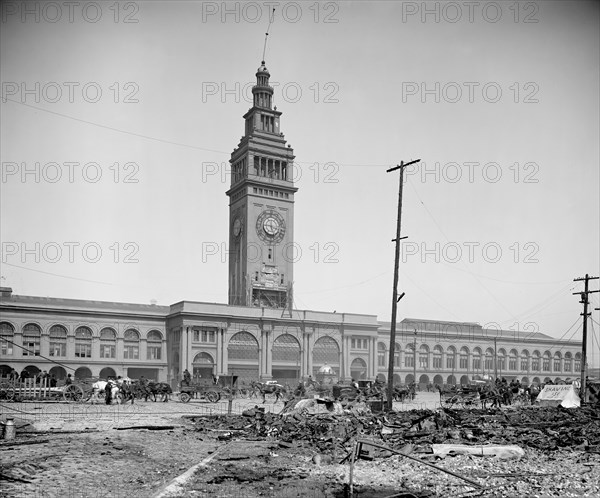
1 1 599 364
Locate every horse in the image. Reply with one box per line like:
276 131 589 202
143 381 172 402
91 380 135 404
250 381 285 403
394 383 416 402
479 384 503 409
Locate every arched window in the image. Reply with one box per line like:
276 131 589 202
123 329 140 360
521 350 529 371
313 336 340 364
497 349 506 372
508 349 518 371
272 334 300 362
22 323 41 356
459 347 469 370
49 325 67 357
484 348 494 371
100 328 116 359
553 352 562 372
228 331 259 361
446 346 456 370
394 343 401 367
377 342 386 368
147 330 163 360
531 351 541 371
418 345 429 369
564 352 572 373
75 326 93 358
472 348 482 371
433 346 443 369
542 351 551 372
350 358 368 380
0 322 15 356
405 343 415 368
192 352 215 378
574 353 581 372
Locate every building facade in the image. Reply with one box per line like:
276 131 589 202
0 287 168 381
0 61 583 387
0 287 581 387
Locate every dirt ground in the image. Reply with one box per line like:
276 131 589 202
1 393 599 498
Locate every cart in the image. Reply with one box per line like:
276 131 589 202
0 378 90 403
178 376 236 403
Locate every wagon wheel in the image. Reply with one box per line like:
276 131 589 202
0 382 16 401
206 391 219 403
63 384 84 402
179 392 191 403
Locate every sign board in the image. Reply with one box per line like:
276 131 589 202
537 384 580 408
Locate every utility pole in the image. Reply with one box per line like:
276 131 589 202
573 274 599 403
386 159 420 412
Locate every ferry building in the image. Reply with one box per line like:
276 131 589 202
0 61 582 388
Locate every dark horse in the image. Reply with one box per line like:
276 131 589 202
479 384 503 409
133 381 172 402
251 381 285 403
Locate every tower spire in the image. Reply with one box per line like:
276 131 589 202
262 8 276 63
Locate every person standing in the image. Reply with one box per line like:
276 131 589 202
105 378 114 405
183 369 191 386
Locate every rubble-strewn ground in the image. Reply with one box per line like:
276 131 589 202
1 393 599 497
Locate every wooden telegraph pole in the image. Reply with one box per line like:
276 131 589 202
386 159 420 411
573 274 599 403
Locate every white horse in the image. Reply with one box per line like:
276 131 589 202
90 380 120 404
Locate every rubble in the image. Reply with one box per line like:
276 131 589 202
190 402 600 465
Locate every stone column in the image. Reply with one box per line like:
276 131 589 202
67 328 76 360
140 338 147 363
221 328 229 375
265 324 273 380
371 337 377 379
216 328 223 375
306 329 314 379
343 335 351 380
40 329 49 358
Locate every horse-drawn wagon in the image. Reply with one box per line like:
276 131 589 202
0 377 92 403
179 375 237 403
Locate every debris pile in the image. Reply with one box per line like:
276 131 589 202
190 404 600 457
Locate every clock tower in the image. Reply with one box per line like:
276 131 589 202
226 61 297 308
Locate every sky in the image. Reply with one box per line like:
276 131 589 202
1 1 599 364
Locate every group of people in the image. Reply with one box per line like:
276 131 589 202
103 375 147 404
8 368 58 387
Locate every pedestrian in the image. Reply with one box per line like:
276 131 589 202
65 373 72 386
50 375 57 388
20 370 29 381
183 369 191 386
9 368 19 381
105 378 114 405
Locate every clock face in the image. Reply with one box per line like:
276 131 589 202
256 209 286 244
233 218 242 237
263 217 280 236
